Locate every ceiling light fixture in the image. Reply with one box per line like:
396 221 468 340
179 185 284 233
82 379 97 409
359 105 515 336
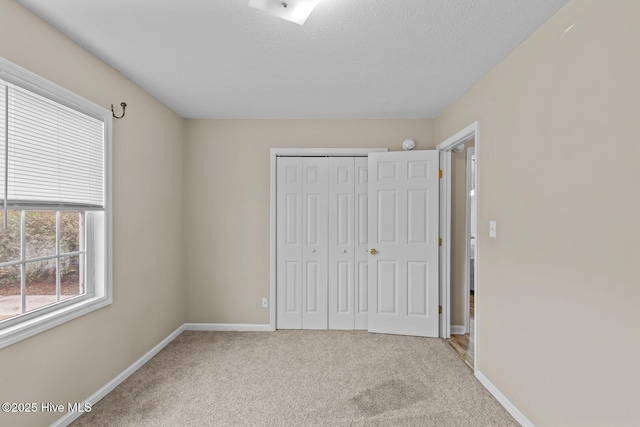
249 0 320 25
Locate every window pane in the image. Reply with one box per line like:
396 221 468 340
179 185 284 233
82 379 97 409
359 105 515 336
25 211 56 259
0 265 21 322
0 210 21 263
61 255 83 301
60 211 82 254
25 260 56 313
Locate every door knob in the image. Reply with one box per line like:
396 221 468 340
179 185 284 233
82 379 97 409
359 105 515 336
370 248 377 255
311 249 316 253
342 249 347 253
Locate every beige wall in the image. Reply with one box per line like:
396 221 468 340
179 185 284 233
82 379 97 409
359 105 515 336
3 0 639 425
450 140 474 328
435 0 640 425
184 119 434 323
0 2 186 426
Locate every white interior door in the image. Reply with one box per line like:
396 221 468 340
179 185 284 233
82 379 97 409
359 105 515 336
367 150 440 337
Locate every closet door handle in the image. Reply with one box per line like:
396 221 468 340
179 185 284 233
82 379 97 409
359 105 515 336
370 248 377 255
342 249 347 253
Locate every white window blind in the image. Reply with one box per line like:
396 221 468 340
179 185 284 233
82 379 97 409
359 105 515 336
0 79 104 209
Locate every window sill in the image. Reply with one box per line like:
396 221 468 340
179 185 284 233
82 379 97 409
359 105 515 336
0 294 112 350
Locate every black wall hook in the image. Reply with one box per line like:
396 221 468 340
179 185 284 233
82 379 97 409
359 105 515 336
111 102 127 119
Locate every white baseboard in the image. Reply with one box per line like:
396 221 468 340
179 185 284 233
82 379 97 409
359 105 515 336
183 323 272 332
451 325 466 335
475 370 534 427
52 324 186 427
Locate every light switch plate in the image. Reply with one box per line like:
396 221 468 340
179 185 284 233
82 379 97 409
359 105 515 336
489 221 497 238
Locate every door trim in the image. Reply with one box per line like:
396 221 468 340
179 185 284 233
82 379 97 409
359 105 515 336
269 148 388 330
436 122 479 371
465 147 476 334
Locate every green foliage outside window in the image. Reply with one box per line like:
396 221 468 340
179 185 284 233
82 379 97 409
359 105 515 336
0 211 81 285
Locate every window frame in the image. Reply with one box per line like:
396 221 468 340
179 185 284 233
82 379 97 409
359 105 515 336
0 57 112 349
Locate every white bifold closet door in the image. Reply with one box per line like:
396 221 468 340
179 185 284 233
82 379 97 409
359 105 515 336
277 156 367 330
328 157 368 329
302 157 329 329
276 156 304 329
354 158 369 329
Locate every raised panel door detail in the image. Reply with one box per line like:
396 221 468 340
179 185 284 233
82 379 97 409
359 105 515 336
285 261 299 313
377 261 397 314
358 166 368 184
378 190 397 244
306 167 319 184
407 161 428 179
337 262 351 313
306 261 320 313
286 194 299 245
407 189 427 244
357 194 368 245
306 194 320 246
286 166 298 184
407 261 428 316
337 166 350 184
337 194 351 246
377 162 397 180
357 261 368 313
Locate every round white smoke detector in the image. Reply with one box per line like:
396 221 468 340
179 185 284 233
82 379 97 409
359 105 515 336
402 139 415 151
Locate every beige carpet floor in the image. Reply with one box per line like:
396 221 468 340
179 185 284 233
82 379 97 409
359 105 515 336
71 331 518 427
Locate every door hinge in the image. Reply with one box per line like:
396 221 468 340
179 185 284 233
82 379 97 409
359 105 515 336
439 169 443 179
438 238 442 246
439 305 442 314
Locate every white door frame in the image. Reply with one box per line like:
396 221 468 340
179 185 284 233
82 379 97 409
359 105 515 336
436 122 479 371
269 148 388 330
465 147 476 334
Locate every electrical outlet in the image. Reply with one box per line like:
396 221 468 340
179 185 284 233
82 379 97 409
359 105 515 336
261 298 268 308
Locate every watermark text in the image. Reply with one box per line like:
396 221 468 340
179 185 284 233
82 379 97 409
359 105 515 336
1 401 91 413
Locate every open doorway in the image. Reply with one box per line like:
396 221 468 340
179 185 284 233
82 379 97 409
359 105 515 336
436 122 478 371
447 144 476 369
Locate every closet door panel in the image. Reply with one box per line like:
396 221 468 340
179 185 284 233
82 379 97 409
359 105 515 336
278 155 368 331
354 157 369 329
329 157 355 329
302 157 329 329
276 157 303 329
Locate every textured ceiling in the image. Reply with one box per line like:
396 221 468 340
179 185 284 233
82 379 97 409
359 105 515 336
16 0 568 119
